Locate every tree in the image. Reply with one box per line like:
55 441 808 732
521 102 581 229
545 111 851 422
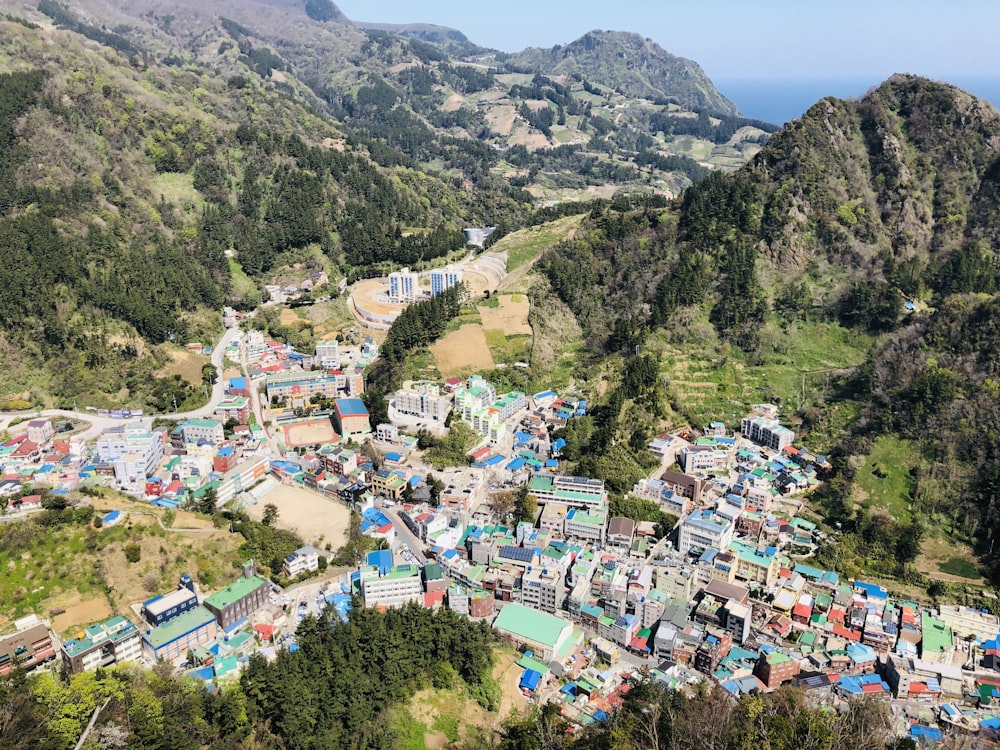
142 572 160 593
195 487 218 515
125 543 141 563
490 491 516 519
513 486 538 525
261 503 279 527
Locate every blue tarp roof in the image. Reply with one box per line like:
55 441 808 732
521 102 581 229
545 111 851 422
367 549 393 575
545 459 559 468
506 457 526 471
385 452 403 462
593 710 609 722
102 510 121 523
481 454 505 467
519 669 541 691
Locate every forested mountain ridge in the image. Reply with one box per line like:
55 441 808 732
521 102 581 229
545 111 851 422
0 10 528 408
5 0 768 202
506 30 741 116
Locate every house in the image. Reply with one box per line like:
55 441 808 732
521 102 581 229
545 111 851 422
660 470 704 505
283 545 320 578
26 420 54 446
202 564 270 628
607 517 636 550
61 616 143 673
0 617 56 675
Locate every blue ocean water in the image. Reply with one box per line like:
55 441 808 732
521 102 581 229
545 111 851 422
715 76 1000 126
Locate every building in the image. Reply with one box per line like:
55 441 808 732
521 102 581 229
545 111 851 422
678 510 735 554
283 545 320 578
141 576 199 626
754 651 800 690
935 605 1000 642
214 396 250 424
528 473 606 509
660 470 704 505
564 507 607 544
394 382 452 423
203 566 270 628
741 416 795 451
921 611 956 663
885 654 964 698
61 616 143 673
334 398 371 438
98 426 164 492
141 605 220 663
492 603 579 661
429 265 463 296
520 567 564 613
216 456 269 504
359 564 423 608
388 267 419 303
607 517 636 550
181 419 225 446
315 339 340 368
0 617 55 675
265 371 341 403
26 419 54 446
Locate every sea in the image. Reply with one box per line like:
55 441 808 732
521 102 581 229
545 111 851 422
714 76 1000 126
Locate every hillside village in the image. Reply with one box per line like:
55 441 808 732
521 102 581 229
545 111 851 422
2 309 1000 746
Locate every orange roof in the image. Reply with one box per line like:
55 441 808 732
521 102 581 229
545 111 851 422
862 683 886 693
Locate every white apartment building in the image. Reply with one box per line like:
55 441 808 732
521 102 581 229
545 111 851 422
388 268 419 303
741 416 795 451
520 567 564 614
315 339 340 368
360 565 423 608
181 419 225 446
563 507 607 544
678 510 735 554
430 265 462 296
394 382 452 423
98 427 163 492
282 545 320 578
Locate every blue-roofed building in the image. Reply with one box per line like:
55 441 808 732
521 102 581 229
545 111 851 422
519 669 542 692
333 398 370 438
506 457 526 472
102 510 122 527
366 549 393 576
854 581 889 601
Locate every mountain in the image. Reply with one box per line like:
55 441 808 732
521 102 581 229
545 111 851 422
507 30 741 117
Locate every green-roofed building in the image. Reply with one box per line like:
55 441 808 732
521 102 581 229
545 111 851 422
203 567 270 628
921 611 956 663
61 615 143 673
142 605 220 662
492 603 579 660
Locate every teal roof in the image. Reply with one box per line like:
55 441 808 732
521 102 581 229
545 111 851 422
204 575 269 610
493 604 569 648
143 606 217 650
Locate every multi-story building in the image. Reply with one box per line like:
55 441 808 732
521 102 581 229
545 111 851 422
528 473 607 509
678 510 735 554
492 603 579 661
334 398 371 438
429 265 462 296
26 419 55 446
564 506 607 544
98 426 164 492
660 470 704 505
394 382 452 423
203 566 270 628
388 267 419 303
607 517 636 550
680 445 729 474
180 419 225 446
728 541 780 587
520 567 564 613
283 545 320 578
359 564 423 608
141 576 199 627
694 627 733 675
265 371 341 403
315 339 340 368
61 616 143 673
935 604 1000 642
215 456 269 504
0 617 56 675
741 416 795 451
214 396 250 424
141 605 220 663
754 651 800 690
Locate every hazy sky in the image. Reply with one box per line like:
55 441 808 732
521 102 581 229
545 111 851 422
335 0 1000 81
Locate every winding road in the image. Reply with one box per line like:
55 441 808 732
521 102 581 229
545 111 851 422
0 326 243 440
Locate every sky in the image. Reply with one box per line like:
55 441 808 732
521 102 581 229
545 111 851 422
334 0 1000 82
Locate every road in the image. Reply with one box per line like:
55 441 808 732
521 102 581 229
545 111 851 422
383 505 429 564
0 326 242 438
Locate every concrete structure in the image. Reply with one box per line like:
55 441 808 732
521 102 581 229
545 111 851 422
203 567 270 628
266 371 342 403
659 470 704 505
528 473 606 509
0 618 55 675
359 564 423 608
333 398 371 438
214 396 250 424
98 425 164 492
885 654 964 698
430 265 463 296
520 567 564 613
388 267 419 303
283 545 320 578
564 507 607 544
26 419 55 446
394 382 452 423
920 611 956 663
141 579 199 627
61 616 143 673
315 339 340 368
754 651 800 690
678 510 735 554
181 419 225 446
492 603 579 661
216 456 269 505
141 605 220 663
741 416 795 451
935 604 1000 642
607 517 636 550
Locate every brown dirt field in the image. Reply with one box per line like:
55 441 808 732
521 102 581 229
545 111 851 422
246 484 350 549
51 598 112 637
916 536 985 583
442 94 464 112
493 650 529 717
431 325 495 377
280 307 304 326
282 419 337 448
479 295 531 336
156 347 209 386
485 105 516 135
463 270 495 296
350 277 403 316
170 510 214 529
509 124 551 150
424 732 448 749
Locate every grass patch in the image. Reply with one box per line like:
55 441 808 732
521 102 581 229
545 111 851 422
854 436 921 523
938 557 981 579
228 257 260 306
431 715 460 743
402 349 442 383
388 708 427 750
491 214 584 273
150 173 204 221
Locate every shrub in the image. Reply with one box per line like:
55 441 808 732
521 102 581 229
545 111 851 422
124 543 141 563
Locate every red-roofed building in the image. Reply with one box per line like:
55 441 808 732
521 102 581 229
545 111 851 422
833 624 862 642
51 440 71 456
13 495 42 511
469 446 491 461
4 434 27 447
11 440 40 460
254 624 276 642
793 602 813 624
829 606 846 624
767 616 793 638
424 591 445 609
